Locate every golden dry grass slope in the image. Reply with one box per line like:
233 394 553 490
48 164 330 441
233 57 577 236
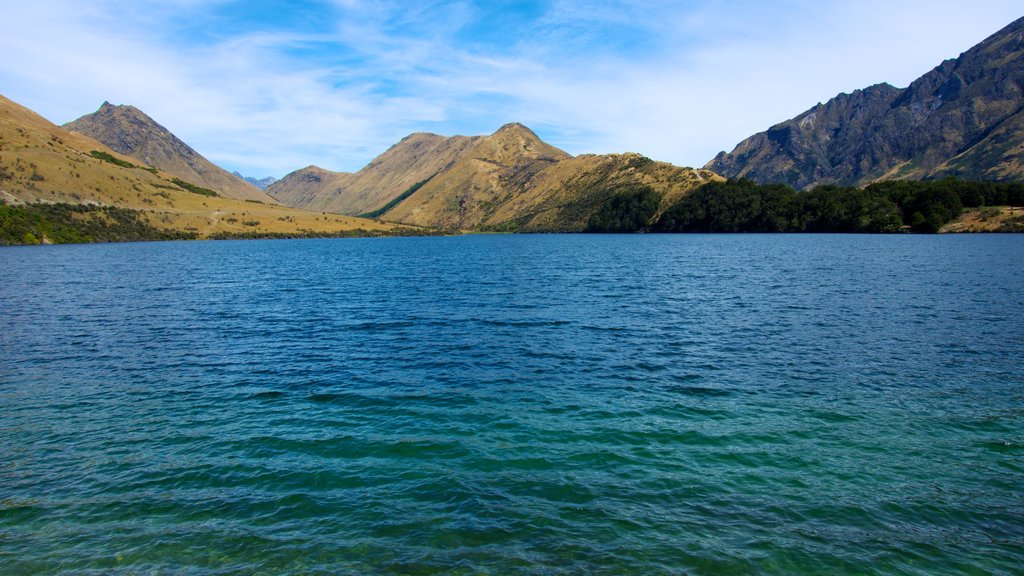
940 205 1024 232
271 122 720 231
64 102 274 203
0 94 416 238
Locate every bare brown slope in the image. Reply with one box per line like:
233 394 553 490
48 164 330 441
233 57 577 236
267 132 484 214
64 102 273 202
0 94 411 238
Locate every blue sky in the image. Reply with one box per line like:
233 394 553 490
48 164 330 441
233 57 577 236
2 1 1021 177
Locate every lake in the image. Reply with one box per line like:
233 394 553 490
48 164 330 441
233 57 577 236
1 234 1022 575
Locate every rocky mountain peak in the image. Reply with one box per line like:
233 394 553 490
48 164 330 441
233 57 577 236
65 101 188 158
493 122 534 135
473 122 570 166
488 123 549 149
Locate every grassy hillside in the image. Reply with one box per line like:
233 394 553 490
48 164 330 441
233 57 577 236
940 206 1024 232
64 102 274 202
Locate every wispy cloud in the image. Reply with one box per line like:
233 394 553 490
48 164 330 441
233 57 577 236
1 0 1020 176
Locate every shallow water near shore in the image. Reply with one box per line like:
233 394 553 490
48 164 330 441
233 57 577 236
1 234 1022 575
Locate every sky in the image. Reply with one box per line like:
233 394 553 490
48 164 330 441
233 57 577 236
1 1 1021 178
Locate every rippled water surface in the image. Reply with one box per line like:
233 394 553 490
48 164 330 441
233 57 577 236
1 234 1023 575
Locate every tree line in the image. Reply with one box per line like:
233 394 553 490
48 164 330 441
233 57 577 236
586 178 1024 234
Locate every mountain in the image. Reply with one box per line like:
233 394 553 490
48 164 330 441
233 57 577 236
0 94 416 241
0 94 167 207
232 172 278 190
365 123 573 229
269 123 718 231
64 102 274 202
706 16 1024 189
268 131 488 215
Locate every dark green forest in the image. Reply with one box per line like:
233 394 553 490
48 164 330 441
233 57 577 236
586 186 661 233
586 178 1024 234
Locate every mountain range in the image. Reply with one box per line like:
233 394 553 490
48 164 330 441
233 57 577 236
2 16 1023 242
1 92 715 238
267 123 718 231
0 95 412 240
706 16 1024 189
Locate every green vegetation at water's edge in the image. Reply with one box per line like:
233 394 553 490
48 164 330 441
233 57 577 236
586 186 660 233
359 174 437 219
89 150 158 174
206 227 448 241
0 202 449 245
169 178 219 197
654 180 901 233
0 203 196 245
649 178 1024 233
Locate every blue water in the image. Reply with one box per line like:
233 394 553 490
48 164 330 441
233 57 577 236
1 234 1022 575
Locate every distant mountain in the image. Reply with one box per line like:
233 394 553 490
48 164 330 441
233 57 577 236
269 123 718 231
706 16 1024 189
232 172 278 190
64 102 274 202
268 131 490 215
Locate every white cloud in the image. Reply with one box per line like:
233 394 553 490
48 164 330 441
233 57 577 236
0 0 1020 177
